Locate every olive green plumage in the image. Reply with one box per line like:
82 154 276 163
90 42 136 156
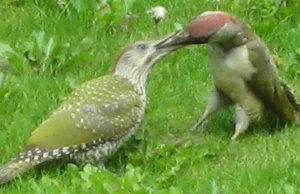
27 75 142 149
0 37 179 185
158 11 300 139
0 75 143 185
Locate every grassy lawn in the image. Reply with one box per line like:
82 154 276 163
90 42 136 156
0 0 300 193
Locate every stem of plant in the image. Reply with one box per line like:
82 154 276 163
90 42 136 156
153 19 160 38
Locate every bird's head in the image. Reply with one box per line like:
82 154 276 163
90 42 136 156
112 33 181 82
158 11 251 49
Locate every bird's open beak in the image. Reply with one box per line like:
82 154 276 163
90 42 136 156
156 30 207 49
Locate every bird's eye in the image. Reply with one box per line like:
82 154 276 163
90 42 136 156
136 44 148 50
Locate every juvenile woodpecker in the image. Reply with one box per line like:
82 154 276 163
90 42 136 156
0 34 179 185
158 11 300 139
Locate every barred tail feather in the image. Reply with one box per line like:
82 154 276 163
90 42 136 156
0 139 104 185
0 161 36 185
0 146 58 186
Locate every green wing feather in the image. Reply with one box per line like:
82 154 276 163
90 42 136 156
25 75 143 150
246 39 296 122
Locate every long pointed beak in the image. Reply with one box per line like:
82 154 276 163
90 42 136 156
156 29 209 49
144 32 191 65
155 30 195 49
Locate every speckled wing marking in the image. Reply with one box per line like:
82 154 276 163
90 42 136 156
25 75 143 150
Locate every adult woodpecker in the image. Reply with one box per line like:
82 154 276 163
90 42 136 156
0 34 180 185
158 11 300 139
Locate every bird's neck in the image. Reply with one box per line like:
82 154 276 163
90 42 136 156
128 73 148 108
129 73 148 97
114 70 149 102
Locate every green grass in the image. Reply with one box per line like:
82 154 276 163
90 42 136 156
0 0 300 193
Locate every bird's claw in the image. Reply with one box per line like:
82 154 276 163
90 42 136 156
190 122 203 131
231 133 239 140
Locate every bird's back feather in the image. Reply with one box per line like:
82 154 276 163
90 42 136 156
26 74 143 149
0 74 144 186
246 38 296 122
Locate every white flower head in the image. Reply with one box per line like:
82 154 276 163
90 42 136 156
56 0 66 7
150 6 167 22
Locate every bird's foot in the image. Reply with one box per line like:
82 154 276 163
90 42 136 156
190 120 205 131
231 131 240 140
294 116 300 126
190 123 201 131
231 125 247 140
97 162 106 171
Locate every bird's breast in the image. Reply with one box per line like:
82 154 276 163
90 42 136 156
208 44 257 83
206 44 258 100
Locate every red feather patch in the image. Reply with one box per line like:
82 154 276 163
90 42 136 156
187 12 234 37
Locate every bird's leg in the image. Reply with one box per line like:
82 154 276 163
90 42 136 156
97 161 105 171
295 114 300 126
232 91 263 140
190 87 232 131
232 105 249 140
